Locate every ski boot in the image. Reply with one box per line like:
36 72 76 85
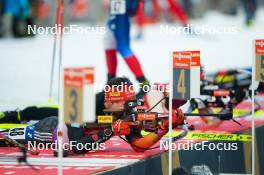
246 19 253 27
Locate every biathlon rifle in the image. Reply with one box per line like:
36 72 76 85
85 97 239 131
196 79 261 119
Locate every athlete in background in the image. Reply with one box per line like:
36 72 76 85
0 0 4 37
104 0 149 90
69 0 89 17
166 0 189 26
241 0 257 26
135 0 189 39
136 0 189 26
37 0 50 19
135 0 160 39
2 0 35 37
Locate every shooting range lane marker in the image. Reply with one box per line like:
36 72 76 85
64 67 95 125
252 39 264 174
169 51 201 175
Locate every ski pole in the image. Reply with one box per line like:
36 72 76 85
48 0 61 101
56 1 64 175
58 0 64 97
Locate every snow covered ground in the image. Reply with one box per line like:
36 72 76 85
0 9 264 110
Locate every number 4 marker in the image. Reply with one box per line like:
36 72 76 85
172 51 200 100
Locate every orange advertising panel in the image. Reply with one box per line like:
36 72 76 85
64 67 94 88
256 40 264 54
64 68 83 88
83 67 95 84
173 52 191 69
255 40 264 82
137 113 157 121
190 51 201 67
213 90 230 97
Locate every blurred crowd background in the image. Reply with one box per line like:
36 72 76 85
0 0 262 38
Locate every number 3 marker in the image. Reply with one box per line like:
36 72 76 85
63 67 95 125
